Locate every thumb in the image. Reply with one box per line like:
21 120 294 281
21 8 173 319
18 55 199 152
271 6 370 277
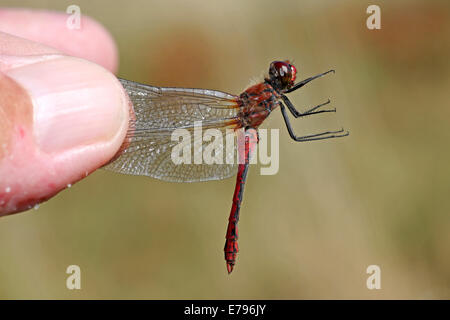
0 54 129 216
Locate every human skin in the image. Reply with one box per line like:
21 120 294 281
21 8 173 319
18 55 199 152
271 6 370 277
0 9 130 216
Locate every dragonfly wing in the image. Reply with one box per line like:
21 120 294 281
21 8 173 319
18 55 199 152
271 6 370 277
103 79 242 182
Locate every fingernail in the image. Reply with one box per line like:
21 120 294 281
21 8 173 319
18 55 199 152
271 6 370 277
6 55 127 153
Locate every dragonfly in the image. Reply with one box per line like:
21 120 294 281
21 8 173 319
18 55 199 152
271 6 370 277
105 60 348 274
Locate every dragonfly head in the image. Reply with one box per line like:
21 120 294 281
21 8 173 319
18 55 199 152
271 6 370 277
267 60 297 93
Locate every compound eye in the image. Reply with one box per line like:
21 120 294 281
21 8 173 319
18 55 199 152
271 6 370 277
290 64 297 83
270 61 292 88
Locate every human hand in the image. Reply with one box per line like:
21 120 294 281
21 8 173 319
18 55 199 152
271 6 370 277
0 9 129 216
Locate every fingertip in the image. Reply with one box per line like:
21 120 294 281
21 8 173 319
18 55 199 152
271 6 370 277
0 55 129 216
0 8 119 73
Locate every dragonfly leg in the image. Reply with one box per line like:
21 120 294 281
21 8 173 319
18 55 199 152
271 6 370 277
281 95 336 118
284 69 335 93
224 128 257 274
279 102 349 142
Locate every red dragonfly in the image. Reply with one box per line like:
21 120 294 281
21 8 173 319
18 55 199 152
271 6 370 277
105 60 348 274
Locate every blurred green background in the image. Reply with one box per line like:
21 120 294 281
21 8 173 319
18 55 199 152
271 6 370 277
1 0 450 299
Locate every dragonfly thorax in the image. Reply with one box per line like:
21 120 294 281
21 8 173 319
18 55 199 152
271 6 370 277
237 82 280 129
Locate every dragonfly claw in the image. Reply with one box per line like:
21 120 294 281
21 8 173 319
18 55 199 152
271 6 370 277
224 238 238 274
227 263 234 274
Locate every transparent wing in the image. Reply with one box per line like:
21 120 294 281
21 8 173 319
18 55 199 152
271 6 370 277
103 78 242 182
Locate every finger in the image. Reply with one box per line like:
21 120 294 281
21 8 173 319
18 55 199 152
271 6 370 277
0 37 129 217
0 31 61 57
0 8 118 73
